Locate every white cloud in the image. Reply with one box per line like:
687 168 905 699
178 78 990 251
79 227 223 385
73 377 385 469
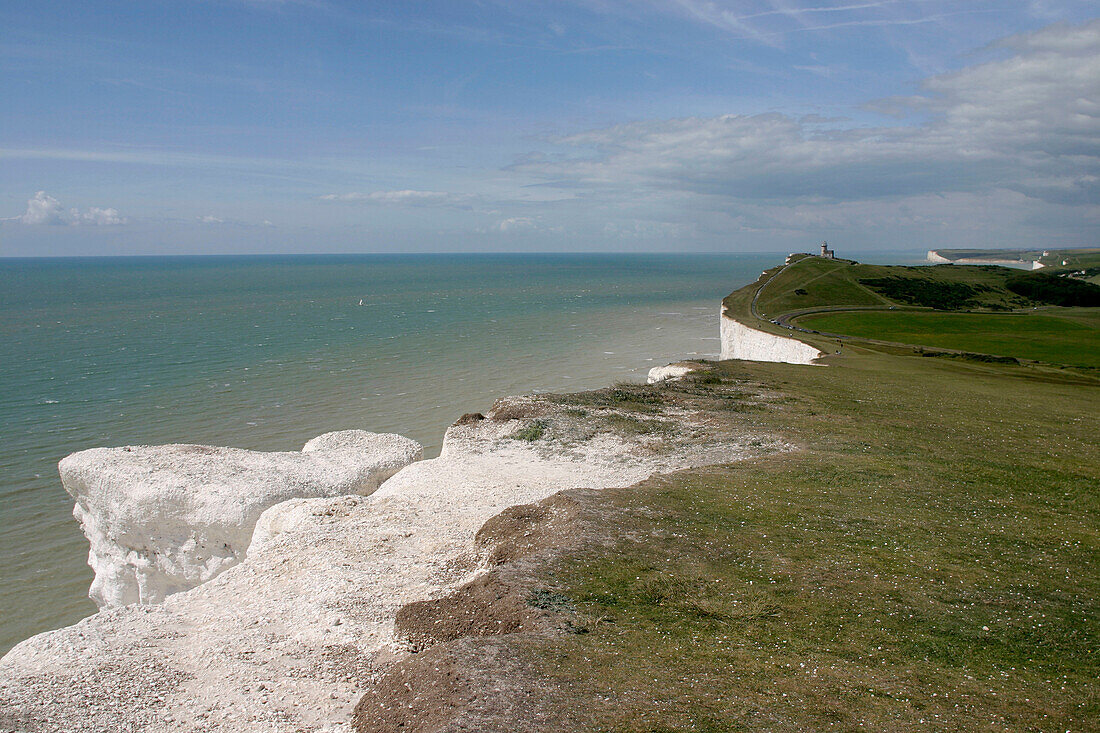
79 207 126 226
319 190 476 207
14 191 127 226
196 215 275 228
492 216 538 233
19 191 68 225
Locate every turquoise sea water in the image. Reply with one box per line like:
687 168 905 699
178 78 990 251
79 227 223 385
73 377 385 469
0 253 775 654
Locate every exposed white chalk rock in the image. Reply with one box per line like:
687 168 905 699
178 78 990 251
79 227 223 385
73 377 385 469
2 396 785 733
647 362 698 384
720 308 823 365
60 430 422 608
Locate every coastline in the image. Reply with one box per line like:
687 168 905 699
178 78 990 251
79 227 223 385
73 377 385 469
0 253 763 656
3 257 1097 731
0 362 787 732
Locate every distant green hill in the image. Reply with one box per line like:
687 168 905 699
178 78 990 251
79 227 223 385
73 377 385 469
723 255 1100 368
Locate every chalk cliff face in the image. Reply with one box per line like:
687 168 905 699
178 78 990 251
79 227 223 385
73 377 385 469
1 392 784 733
60 430 422 608
719 309 822 365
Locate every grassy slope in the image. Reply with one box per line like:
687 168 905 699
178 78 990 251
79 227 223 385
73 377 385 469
753 258 888 316
795 311 1100 367
760 258 1036 316
517 351 1100 731
733 256 1100 365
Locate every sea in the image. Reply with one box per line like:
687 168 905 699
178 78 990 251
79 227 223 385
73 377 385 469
0 252 794 655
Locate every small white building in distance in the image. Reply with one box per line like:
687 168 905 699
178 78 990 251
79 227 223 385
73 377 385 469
820 241 836 259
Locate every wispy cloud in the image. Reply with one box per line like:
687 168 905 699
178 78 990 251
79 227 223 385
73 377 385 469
0 147 251 168
779 9 1001 36
504 19 1099 240
318 190 477 207
491 216 538 233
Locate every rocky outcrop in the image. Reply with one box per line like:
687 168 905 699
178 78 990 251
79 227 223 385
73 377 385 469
646 362 699 383
60 430 422 608
719 309 822 365
1 389 783 733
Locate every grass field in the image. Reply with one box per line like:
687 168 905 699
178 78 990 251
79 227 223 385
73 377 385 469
794 311 1100 367
754 257 888 317
748 257 1045 321
514 351 1100 731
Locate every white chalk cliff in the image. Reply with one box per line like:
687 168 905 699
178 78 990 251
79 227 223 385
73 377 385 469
60 430 422 608
719 307 823 365
0 393 784 733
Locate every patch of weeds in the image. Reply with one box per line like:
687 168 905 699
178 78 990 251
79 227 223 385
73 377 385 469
601 413 666 436
527 588 573 612
692 591 779 623
725 402 767 413
510 419 548 442
559 383 664 412
687 371 724 385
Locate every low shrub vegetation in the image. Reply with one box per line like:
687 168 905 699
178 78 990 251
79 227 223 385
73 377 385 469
510 419 548 442
858 275 986 310
1006 272 1100 307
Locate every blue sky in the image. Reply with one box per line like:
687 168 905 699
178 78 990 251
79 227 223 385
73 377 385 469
1 1 1097 255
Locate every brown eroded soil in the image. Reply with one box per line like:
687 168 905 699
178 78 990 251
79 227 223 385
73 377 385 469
353 490 596 733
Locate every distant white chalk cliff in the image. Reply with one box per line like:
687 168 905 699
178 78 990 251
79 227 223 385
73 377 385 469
926 249 1044 270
